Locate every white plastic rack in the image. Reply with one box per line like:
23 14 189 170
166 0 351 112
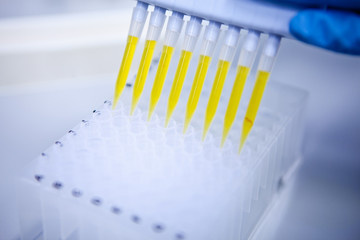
17 44 307 239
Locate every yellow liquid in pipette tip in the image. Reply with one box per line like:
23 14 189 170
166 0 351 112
131 40 157 115
165 50 193 127
113 35 139 109
221 65 250 147
239 70 270 153
202 60 231 141
183 55 212 133
148 45 175 121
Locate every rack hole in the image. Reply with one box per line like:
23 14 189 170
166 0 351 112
91 197 102 206
34 175 43 182
131 215 141 224
68 130 77 136
104 100 112 107
111 206 121 215
53 181 63 190
153 224 165 233
81 120 89 126
175 232 185 239
72 189 82 197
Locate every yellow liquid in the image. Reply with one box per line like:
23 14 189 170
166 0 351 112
165 50 193 126
202 60 231 140
113 35 139 109
183 55 212 133
221 65 250 147
239 70 270 152
131 40 157 115
148 45 175 120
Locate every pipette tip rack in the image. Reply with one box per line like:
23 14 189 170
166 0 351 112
17 54 307 239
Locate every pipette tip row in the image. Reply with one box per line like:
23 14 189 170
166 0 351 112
113 1 281 151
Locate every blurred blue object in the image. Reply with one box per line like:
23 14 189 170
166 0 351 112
275 0 360 9
273 0 360 55
290 9 360 55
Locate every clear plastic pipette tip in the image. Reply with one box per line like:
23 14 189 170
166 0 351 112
202 26 240 140
112 1 148 109
221 30 260 147
239 34 281 152
148 12 184 121
183 21 220 134
131 6 166 115
165 16 202 126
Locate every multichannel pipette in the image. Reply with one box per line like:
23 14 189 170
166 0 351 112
147 12 185 120
131 6 166 115
221 30 260 147
202 26 240 140
239 35 281 152
165 17 202 126
183 22 221 133
112 1 148 109
112 0 302 152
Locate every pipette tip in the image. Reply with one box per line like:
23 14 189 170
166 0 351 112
112 92 120 110
165 106 175 127
238 137 246 154
130 101 137 116
164 117 170 128
183 119 190 134
147 103 156 121
238 121 251 153
220 135 227 148
147 110 154 122
221 125 232 148
112 101 118 110
201 132 206 142
202 123 210 141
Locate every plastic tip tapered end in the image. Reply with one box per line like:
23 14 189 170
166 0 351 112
183 118 190 134
183 125 188 135
164 118 170 128
147 103 156 121
220 136 226 148
220 127 230 148
112 102 117 110
112 95 119 110
130 103 136 116
202 121 211 141
202 129 208 142
239 121 251 153
165 108 174 128
130 95 140 116
164 111 171 127
202 132 206 142
238 137 246 154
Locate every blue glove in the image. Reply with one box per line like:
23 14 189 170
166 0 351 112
273 0 360 55
290 9 360 55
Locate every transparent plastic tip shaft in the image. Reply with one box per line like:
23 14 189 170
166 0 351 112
165 17 202 126
131 6 166 115
203 26 240 140
239 34 281 152
148 12 184 120
183 21 221 133
113 1 148 109
221 30 260 147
